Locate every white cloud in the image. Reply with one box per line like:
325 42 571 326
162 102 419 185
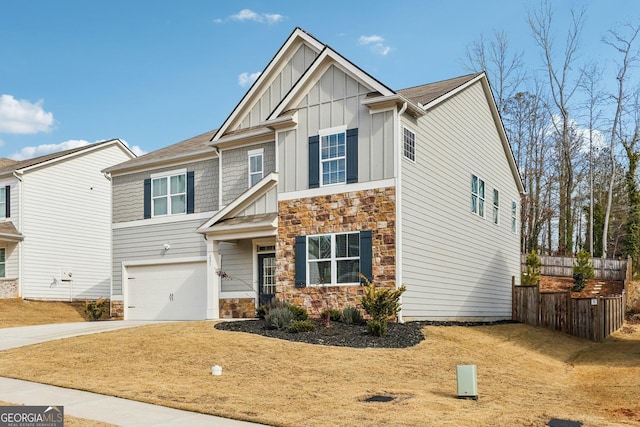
238 71 261 87
120 139 146 157
215 9 285 25
9 139 89 160
0 94 54 134
358 34 392 56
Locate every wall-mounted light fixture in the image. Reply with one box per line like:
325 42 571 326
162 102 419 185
163 243 171 251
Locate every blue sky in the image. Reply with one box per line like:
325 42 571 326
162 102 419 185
0 1 638 160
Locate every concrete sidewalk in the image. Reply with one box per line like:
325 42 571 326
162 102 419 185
0 321 170 351
0 321 268 426
0 377 264 426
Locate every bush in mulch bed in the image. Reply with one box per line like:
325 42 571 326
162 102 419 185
215 318 516 349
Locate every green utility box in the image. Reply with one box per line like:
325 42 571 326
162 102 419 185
456 365 478 400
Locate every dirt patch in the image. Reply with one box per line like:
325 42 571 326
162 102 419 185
540 276 624 297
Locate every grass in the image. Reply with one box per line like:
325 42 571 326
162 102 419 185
0 318 638 426
0 298 89 328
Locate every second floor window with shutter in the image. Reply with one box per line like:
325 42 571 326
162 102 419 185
152 173 186 216
320 131 346 186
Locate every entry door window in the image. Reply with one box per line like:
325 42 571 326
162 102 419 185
258 254 276 305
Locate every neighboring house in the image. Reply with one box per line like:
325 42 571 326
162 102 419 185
0 139 136 301
107 28 524 322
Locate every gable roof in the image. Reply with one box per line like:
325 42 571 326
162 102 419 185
0 139 134 178
397 73 483 107
104 129 217 174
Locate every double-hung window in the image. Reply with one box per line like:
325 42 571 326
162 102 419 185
307 232 360 285
471 175 485 217
511 201 517 233
403 127 416 162
320 129 346 186
152 173 186 216
248 149 264 186
493 189 500 225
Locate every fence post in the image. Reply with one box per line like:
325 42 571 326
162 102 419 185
512 276 515 321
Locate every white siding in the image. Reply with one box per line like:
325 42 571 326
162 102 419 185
112 218 207 295
21 144 133 300
400 81 521 321
0 177 21 280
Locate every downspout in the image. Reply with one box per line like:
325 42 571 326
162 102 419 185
103 172 113 312
13 171 23 298
396 102 407 323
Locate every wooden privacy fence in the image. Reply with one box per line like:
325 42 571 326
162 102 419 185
513 284 626 342
520 254 632 281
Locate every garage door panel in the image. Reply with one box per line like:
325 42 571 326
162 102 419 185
126 262 207 320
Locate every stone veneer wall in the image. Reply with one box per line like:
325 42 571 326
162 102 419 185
110 300 124 319
0 279 18 298
220 298 256 319
277 187 396 314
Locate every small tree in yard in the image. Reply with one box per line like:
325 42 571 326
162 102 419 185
360 275 406 337
573 249 595 292
521 250 542 286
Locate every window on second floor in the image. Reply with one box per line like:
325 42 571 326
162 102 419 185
0 187 5 219
403 127 416 162
511 200 517 233
143 170 194 219
471 174 485 218
493 189 499 225
248 149 264 186
308 127 358 189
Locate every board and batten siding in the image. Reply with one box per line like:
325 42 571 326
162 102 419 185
237 186 277 217
221 142 275 205
238 43 318 130
112 218 208 296
278 65 394 192
21 145 133 300
112 158 218 223
400 80 521 321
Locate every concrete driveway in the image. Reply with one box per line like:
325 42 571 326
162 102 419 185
0 321 268 426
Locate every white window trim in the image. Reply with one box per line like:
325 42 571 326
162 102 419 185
307 232 360 286
511 200 518 233
493 188 500 225
0 247 6 278
471 174 485 218
150 169 187 218
319 125 348 187
402 126 416 162
0 187 5 219
248 148 264 186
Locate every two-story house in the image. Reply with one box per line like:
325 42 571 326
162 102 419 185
107 28 524 322
0 139 135 301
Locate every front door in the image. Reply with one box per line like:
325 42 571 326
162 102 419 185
258 253 276 305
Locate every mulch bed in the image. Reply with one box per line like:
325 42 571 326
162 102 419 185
215 319 515 349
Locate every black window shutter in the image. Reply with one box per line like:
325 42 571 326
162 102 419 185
143 178 151 219
359 230 372 283
186 171 195 214
4 186 10 218
308 135 320 189
346 128 358 183
295 235 307 288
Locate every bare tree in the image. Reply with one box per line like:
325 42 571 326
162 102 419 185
528 1 585 255
601 23 640 258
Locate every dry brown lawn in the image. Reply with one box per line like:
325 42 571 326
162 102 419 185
0 320 639 426
0 298 88 328
0 401 117 427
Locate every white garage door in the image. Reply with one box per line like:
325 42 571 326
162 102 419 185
126 262 207 320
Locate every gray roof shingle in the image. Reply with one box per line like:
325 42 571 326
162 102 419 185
397 73 481 106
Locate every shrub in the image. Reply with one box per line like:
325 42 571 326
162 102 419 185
256 299 287 319
341 306 363 325
360 276 406 322
289 320 315 333
321 308 342 322
287 304 308 321
366 319 388 337
573 249 595 291
84 298 109 321
264 307 294 330
521 250 542 285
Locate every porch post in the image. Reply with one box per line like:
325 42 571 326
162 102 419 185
206 238 220 319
